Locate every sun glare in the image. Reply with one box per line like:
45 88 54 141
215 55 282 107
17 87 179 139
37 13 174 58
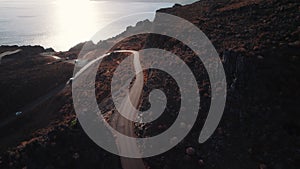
53 0 99 50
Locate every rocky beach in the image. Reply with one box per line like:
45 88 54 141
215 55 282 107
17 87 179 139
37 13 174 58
0 0 299 169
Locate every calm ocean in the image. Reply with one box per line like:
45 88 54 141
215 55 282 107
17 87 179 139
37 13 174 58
0 0 174 51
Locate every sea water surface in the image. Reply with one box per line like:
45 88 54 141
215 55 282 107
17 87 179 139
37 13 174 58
0 0 174 51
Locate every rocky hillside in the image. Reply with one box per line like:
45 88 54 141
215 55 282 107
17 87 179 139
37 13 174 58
0 46 74 151
0 0 299 169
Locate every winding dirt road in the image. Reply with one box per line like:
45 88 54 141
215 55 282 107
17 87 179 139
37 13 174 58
110 50 146 169
0 49 22 64
72 50 146 169
0 49 147 168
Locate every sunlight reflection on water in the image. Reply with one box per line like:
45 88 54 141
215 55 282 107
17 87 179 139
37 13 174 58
0 0 173 51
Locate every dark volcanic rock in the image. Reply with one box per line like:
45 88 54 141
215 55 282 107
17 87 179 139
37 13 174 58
0 45 74 152
1 0 299 169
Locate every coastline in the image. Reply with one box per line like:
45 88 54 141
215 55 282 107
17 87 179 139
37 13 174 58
0 0 299 169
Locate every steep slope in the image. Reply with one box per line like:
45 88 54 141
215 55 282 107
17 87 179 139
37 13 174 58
0 0 299 169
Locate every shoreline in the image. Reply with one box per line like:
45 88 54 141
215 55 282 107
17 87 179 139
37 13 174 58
0 0 299 169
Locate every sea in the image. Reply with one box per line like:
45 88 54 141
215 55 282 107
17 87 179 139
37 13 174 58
0 0 176 51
